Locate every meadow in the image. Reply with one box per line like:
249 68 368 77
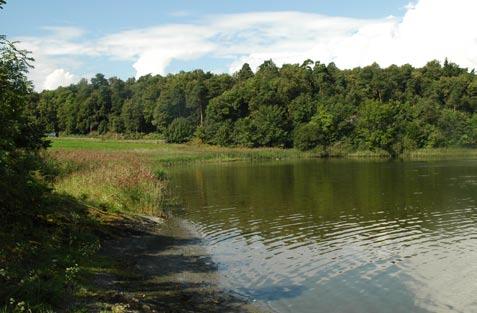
50 137 318 163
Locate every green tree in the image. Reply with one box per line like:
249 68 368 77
0 36 48 219
153 82 187 132
188 80 208 126
294 123 322 151
288 94 316 127
355 101 407 155
248 105 289 147
37 90 59 135
108 76 130 132
234 63 254 81
32 56 477 154
121 99 146 133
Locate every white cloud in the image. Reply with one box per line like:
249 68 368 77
98 24 216 76
14 0 477 90
16 26 86 90
43 68 77 90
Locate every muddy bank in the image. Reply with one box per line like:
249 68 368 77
80 214 267 313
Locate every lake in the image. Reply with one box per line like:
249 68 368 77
169 159 477 313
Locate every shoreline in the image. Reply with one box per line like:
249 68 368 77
79 212 267 313
50 137 477 162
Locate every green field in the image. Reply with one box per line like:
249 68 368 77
50 137 165 151
50 137 318 164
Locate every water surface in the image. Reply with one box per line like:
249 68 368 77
169 159 477 313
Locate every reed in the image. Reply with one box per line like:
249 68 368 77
50 150 166 215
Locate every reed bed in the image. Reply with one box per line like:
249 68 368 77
49 150 166 215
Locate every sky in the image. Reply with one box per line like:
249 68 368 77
1 0 476 91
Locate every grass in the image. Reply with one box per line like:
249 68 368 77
49 150 167 215
50 137 319 164
50 137 165 151
1 139 173 312
403 147 477 159
50 137 477 162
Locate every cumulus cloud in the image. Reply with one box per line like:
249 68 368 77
43 68 76 90
16 26 86 90
15 0 477 90
98 24 216 76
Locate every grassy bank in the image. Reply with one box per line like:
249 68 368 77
50 150 167 216
50 137 318 164
41 137 304 312
403 148 477 159
1 142 170 312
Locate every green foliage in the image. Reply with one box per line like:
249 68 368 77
30 57 477 155
234 63 254 81
355 101 408 155
165 117 195 143
0 35 102 312
436 109 473 146
0 36 49 219
288 94 316 127
153 82 187 132
121 99 145 133
248 105 289 147
294 123 322 151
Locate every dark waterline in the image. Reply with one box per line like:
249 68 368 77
168 159 477 313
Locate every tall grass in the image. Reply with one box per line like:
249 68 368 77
403 148 477 159
50 150 167 215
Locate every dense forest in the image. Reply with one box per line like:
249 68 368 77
33 59 477 155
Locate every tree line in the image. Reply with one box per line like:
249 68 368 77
33 59 477 155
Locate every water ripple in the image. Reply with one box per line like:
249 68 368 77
170 160 477 313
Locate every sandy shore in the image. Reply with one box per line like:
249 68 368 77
78 214 267 313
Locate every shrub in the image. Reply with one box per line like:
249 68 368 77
165 117 194 143
294 123 321 151
249 105 289 147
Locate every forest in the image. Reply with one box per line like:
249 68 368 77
33 59 477 155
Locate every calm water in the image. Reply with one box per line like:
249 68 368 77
169 159 477 313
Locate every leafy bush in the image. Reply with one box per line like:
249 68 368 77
0 37 48 220
0 36 101 312
288 94 316 127
355 101 406 156
249 105 289 147
294 123 321 151
165 117 195 143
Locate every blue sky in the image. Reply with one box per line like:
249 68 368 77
2 0 410 35
1 0 476 90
